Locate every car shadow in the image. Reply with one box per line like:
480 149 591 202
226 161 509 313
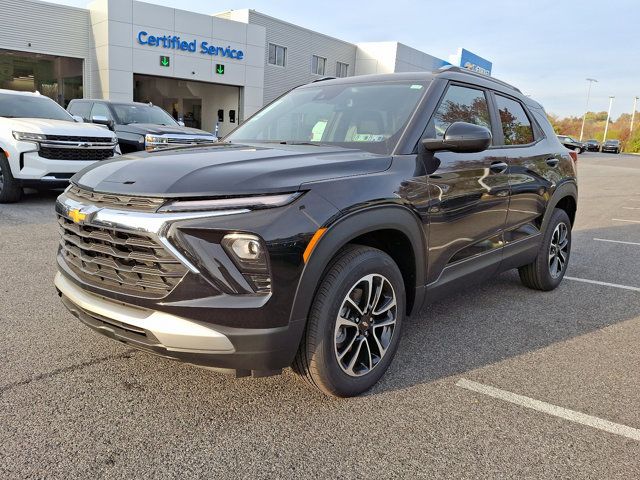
368 223 640 396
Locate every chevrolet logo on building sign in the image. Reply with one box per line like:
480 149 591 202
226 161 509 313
68 208 88 224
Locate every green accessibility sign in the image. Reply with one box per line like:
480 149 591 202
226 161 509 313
216 64 225 75
160 55 170 67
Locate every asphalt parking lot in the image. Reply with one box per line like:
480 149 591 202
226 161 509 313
1 152 639 478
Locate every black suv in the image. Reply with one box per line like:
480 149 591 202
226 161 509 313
557 135 585 153
601 139 621 154
67 100 216 153
585 139 600 152
54 67 577 397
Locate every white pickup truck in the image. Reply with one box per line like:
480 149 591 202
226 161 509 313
0 89 119 203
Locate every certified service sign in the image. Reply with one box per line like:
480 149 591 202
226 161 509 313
137 31 245 60
458 48 492 76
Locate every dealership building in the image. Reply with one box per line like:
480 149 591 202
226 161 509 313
0 0 492 136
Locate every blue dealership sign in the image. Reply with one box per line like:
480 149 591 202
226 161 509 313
458 48 492 76
137 31 244 60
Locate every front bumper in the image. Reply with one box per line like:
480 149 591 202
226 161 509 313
10 147 117 182
56 271 304 373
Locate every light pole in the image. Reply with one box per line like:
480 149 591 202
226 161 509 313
579 78 598 141
603 96 615 143
631 96 639 133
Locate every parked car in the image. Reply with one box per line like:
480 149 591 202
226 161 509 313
557 135 585 153
0 89 118 203
67 100 217 153
584 139 600 152
601 139 621 154
54 67 578 397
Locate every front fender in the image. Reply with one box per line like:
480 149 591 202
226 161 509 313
289 205 427 327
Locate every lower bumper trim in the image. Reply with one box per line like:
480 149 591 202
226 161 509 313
55 272 235 354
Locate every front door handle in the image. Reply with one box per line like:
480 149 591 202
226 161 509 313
546 157 560 167
489 161 508 173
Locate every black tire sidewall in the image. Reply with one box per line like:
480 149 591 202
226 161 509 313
536 209 572 290
0 153 21 202
310 248 405 397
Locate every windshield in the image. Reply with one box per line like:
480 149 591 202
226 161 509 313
111 104 178 126
228 80 430 154
0 93 72 121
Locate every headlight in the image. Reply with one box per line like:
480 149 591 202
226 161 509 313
13 131 46 142
158 192 303 213
145 134 169 151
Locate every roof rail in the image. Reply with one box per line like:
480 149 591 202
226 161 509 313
436 65 521 93
312 76 336 83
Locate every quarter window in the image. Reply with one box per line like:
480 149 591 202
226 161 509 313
336 62 349 78
426 85 491 139
268 43 286 67
495 95 534 145
68 101 92 121
312 55 326 75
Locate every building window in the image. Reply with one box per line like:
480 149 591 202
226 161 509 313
312 55 326 75
268 43 286 67
336 62 349 78
0 49 83 107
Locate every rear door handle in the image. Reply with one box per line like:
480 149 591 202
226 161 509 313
546 157 560 167
489 161 508 173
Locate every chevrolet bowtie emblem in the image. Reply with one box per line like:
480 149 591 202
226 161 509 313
68 208 87 224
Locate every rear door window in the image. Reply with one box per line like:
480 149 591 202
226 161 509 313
426 84 492 139
495 95 534 145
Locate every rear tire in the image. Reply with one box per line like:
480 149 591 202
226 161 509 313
0 153 22 203
292 245 405 397
519 208 571 291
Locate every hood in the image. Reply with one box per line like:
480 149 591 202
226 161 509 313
116 123 216 136
5 118 115 138
73 143 391 197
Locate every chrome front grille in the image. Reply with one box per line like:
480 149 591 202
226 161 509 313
166 137 216 145
37 135 117 161
39 147 115 161
57 215 188 298
66 186 165 212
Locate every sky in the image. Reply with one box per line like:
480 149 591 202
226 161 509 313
56 0 640 119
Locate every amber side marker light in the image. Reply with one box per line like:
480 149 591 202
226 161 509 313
303 228 327 263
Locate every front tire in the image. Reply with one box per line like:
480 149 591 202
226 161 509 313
0 153 22 203
292 245 405 397
519 208 572 291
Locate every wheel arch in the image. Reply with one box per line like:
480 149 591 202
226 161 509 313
544 181 578 229
289 205 427 329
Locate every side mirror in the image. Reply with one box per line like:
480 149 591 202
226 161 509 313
91 115 114 130
71 115 84 123
422 122 492 153
177 120 185 127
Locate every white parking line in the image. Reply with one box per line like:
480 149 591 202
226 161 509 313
612 218 640 224
593 238 640 246
564 276 640 292
456 378 640 441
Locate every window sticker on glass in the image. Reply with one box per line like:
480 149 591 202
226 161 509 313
410 85 423 89
310 120 327 141
351 134 386 142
